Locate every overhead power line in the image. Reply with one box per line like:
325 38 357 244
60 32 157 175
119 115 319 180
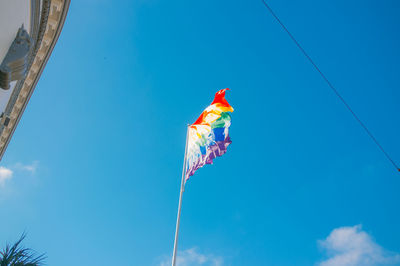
260 0 399 172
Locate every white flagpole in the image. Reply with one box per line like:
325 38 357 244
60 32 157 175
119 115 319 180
172 125 190 266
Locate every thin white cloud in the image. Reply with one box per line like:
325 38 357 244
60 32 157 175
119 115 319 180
0 161 39 190
318 225 400 266
160 248 223 266
14 161 39 174
0 166 13 186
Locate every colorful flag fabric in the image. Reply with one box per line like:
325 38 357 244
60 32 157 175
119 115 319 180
185 89 234 182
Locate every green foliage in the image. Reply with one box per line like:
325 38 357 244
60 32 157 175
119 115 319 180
0 233 45 266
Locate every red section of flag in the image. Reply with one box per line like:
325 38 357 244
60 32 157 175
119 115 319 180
211 88 230 106
193 89 231 126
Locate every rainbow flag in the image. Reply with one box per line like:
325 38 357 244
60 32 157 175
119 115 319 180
185 89 234 182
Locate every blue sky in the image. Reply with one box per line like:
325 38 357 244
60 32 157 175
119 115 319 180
1 0 400 265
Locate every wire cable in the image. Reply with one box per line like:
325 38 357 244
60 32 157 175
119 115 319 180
261 0 400 171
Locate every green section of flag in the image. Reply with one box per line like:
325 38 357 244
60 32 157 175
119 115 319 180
211 112 231 129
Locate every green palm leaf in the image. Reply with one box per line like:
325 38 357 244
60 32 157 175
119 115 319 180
0 233 45 266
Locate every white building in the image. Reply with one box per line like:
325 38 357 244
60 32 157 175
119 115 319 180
0 0 70 160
